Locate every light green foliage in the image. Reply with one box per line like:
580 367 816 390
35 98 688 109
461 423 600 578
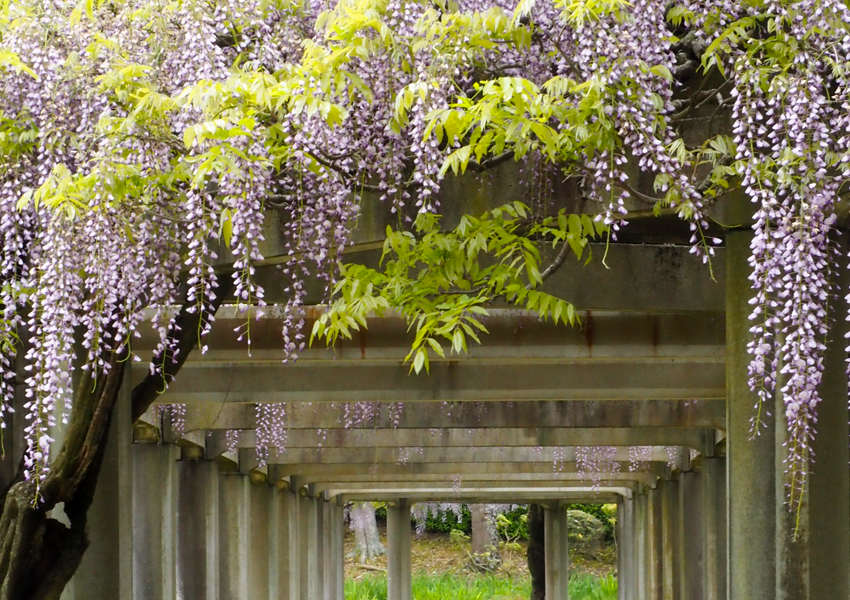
344 572 616 600
311 202 606 373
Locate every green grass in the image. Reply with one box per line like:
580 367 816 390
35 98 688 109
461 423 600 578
344 573 617 600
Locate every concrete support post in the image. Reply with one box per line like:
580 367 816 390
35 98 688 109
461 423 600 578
132 442 178 599
287 485 302 600
387 501 412 600
72 365 134 599
544 502 569 600
269 483 295 600
219 472 250 600
681 470 705 600
774 235 850 599
647 486 663 600
661 478 681 600
634 492 648 600
619 497 636 600
702 457 726 600
297 490 310 600
299 490 325 600
249 478 271 600
324 501 345 600
617 503 624 600
727 230 776 600
313 495 326 600
176 456 219 600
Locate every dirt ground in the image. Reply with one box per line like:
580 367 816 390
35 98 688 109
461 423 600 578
343 528 617 582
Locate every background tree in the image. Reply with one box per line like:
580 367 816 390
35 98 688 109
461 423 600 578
349 502 387 564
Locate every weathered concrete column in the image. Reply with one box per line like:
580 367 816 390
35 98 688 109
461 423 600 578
248 475 271 600
702 457 726 600
617 500 624 600
131 440 178 599
774 235 850 599
298 487 325 600
219 470 250 600
727 230 775 600
620 497 639 600
544 502 569 600
387 500 412 600
634 492 648 600
661 478 681 600
323 500 345 600
71 366 134 599
286 483 303 600
680 470 705 600
269 482 295 600
646 486 663 600
175 453 219 600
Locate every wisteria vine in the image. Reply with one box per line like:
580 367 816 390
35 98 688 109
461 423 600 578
0 0 849 513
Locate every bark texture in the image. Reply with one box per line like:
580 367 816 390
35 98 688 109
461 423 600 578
469 504 502 572
0 279 231 600
349 502 386 563
0 350 125 600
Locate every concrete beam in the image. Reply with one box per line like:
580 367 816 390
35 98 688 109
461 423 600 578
184 399 725 432
306 473 655 489
341 491 628 503
256 446 676 466
267 461 668 479
221 427 710 450
138 309 724 362
133 310 724 407
139 359 723 405
252 243 726 313
321 480 642 496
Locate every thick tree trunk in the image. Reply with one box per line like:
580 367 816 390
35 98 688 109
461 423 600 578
527 503 546 600
0 350 125 600
0 279 232 599
349 502 385 563
469 504 502 572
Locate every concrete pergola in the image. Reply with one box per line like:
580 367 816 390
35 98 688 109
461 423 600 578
37 165 849 600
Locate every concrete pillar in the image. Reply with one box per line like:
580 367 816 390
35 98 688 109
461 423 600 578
219 471 250 600
544 502 569 600
646 485 663 600
176 455 219 600
681 470 705 600
702 457 726 600
661 478 681 600
269 483 295 600
727 230 776 600
387 501 412 600
249 477 271 600
286 485 302 600
132 441 178 599
323 500 345 600
299 489 325 600
619 497 637 600
72 365 134 599
774 235 850 599
634 492 648 600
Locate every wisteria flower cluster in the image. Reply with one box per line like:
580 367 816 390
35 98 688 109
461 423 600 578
1 0 849 512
